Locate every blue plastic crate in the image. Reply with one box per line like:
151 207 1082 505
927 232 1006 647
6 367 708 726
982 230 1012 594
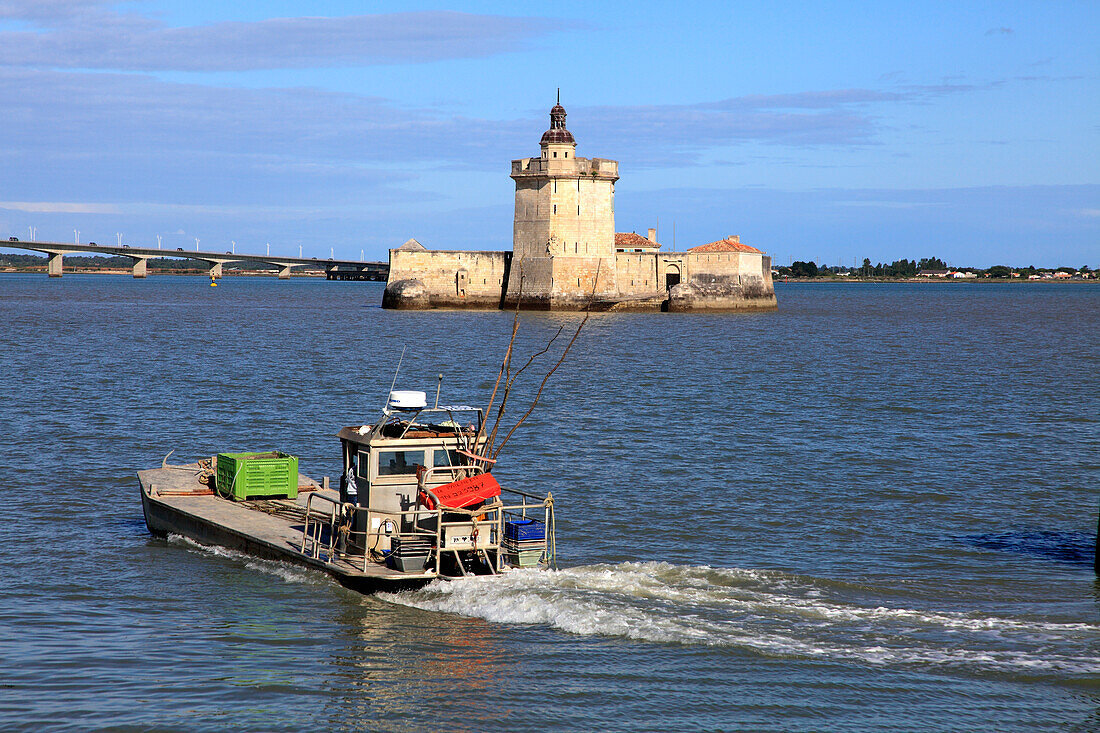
504 519 545 542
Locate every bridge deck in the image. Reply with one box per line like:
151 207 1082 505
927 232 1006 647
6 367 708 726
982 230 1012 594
2 240 389 279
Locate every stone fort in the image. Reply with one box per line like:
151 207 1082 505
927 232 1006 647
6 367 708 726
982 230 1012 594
382 100 776 311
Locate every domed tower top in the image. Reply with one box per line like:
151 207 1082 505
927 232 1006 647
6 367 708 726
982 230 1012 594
540 90 576 154
540 103 575 145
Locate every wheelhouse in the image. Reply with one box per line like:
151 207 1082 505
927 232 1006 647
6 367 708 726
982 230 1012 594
336 392 489 519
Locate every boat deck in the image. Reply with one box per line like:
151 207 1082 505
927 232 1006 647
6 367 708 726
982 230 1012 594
137 462 436 589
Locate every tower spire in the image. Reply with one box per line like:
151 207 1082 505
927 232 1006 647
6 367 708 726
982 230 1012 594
557 87 560 105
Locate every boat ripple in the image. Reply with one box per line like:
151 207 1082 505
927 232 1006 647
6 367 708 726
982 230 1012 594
168 534 327 586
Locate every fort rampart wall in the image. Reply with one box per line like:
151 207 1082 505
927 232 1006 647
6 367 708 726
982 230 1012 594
381 249 510 310
663 252 776 311
384 248 776 311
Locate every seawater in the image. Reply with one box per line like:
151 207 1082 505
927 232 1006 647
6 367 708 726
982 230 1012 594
0 275 1097 732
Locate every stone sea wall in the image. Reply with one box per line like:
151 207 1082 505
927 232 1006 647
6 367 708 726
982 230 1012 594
666 253 777 312
381 249 510 310
383 248 776 312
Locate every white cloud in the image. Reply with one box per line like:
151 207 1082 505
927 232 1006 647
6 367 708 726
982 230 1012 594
0 66 1008 216
0 7 574 70
0 200 121 213
830 200 948 209
0 199 341 218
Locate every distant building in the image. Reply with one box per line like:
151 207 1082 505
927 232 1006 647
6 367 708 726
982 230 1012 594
383 99 776 311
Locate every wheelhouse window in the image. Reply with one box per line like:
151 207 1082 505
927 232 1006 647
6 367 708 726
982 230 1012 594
377 450 425 476
433 449 462 468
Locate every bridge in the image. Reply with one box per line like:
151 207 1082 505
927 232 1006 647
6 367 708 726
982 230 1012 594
1 239 389 281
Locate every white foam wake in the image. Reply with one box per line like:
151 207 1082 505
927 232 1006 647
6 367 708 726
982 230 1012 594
379 562 1100 674
167 534 323 585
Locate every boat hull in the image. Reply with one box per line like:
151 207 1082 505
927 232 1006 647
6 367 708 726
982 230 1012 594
139 480 434 595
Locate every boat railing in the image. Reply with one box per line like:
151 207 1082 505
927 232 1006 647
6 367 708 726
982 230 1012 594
301 492 340 561
417 467 556 572
498 486 556 569
296 465 556 574
345 504 443 574
416 466 501 574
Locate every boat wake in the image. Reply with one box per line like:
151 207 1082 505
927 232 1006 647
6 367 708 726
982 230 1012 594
380 561 1100 674
167 534 326 585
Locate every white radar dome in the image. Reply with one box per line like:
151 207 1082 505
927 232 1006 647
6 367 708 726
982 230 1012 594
388 390 427 410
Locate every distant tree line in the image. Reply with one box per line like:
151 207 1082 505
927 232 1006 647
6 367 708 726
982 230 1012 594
776 257 1095 279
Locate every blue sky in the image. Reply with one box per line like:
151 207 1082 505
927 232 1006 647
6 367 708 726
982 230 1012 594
1 0 1096 267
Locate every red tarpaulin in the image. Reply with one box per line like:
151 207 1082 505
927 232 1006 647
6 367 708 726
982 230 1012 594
419 473 501 510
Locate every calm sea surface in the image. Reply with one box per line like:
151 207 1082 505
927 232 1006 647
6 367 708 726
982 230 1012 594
1 275 1097 732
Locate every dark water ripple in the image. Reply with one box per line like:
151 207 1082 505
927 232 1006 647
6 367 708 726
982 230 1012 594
0 276 1097 732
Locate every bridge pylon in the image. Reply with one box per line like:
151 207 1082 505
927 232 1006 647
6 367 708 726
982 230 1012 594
48 253 63 277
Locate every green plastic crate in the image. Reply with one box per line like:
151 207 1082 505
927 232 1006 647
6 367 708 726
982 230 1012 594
216 451 298 501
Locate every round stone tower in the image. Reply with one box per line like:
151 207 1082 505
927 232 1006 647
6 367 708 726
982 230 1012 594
506 96 620 309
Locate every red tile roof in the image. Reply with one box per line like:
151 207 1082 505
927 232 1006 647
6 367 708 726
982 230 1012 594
615 232 660 249
688 236 762 254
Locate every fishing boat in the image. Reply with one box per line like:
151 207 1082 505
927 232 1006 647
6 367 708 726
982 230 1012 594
138 389 556 594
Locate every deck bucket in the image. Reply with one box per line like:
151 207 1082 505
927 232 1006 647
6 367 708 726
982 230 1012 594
386 536 432 572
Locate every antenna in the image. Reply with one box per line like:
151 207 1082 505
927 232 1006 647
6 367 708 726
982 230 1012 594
557 87 560 104
434 373 443 409
386 345 407 407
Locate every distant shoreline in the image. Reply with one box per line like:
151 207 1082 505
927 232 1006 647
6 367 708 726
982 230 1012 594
2 269 1094 285
775 277 1097 285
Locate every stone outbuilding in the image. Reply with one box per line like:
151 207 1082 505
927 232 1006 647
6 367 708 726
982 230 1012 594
383 100 776 312
615 231 662 252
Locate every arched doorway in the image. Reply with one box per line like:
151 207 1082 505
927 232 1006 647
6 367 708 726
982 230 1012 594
664 264 681 291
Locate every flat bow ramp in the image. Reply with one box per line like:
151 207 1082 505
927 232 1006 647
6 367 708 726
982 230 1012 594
138 463 434 593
